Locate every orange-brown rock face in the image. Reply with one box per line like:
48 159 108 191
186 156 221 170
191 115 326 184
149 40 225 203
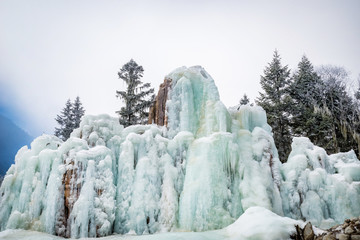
56 160 82 238
56 155 107 238
148 78 172 126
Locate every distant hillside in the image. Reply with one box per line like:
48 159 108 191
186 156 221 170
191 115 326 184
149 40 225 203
0 115 33 176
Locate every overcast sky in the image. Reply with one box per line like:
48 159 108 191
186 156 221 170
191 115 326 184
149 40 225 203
0 0 359 137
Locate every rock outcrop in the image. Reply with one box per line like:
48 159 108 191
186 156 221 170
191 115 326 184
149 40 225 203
148 78 172 126
58 159 82 237
293 222 315 240
293 218 360 240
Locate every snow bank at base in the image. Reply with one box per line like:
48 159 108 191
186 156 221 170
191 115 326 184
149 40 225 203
225 207 304 240
0 207 303 240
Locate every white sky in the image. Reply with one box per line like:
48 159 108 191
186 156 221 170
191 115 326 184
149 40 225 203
0 0 359 136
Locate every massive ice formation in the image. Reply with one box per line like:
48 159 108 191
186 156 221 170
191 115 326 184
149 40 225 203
0 66 359 238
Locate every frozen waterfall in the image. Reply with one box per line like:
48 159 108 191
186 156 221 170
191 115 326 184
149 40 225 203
0 66 359 238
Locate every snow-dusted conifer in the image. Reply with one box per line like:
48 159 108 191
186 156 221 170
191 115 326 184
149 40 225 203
316 65 359 154
54 97 85 141
240 94 250 105
55 99 74 141
256 50 292 162
72 96 85 129
290 56 322 106
355 74 360 101
289 56 324 141
116 59 155 127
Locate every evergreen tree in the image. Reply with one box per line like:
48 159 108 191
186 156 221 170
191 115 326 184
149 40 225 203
240 94 250 105
354 74 360 101
72 96 85 129
256 50 292 162
54 97 85 141
289 56 325 143
353 74 360 154
316 65 359 154
55 99 74 141
116 59 154 127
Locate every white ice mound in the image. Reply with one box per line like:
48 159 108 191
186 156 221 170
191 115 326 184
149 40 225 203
0 66 359 239
226 206 303 240
281 137 360 229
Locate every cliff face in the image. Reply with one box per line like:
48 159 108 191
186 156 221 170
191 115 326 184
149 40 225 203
148 78 172 126
0 66 359 239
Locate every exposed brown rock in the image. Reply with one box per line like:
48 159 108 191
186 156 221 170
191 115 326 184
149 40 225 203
338 234 349 240
294 217 360 240
148 78 172 126
294 225 303 240
58 159 82 238
323 233 336 240
293 222 315 240
351 235 360 240
345 226 356 234
57 156 105 238
303 222 315 240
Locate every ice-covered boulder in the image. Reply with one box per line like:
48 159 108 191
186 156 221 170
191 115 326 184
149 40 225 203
0 66 359 238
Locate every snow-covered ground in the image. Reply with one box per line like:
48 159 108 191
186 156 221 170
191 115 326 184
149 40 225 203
0 207 304 240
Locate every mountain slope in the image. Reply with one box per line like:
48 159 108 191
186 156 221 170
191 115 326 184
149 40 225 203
0 114 33 175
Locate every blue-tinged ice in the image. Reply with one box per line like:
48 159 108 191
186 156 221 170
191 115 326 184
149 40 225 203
0 66 359 239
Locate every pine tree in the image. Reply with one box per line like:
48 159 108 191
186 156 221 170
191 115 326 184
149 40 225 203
256 50 292 162
55 99 74 141
240 94 250 105
116 59 154 127
72 96 85 129
289 56 324 143
54 97 85 141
